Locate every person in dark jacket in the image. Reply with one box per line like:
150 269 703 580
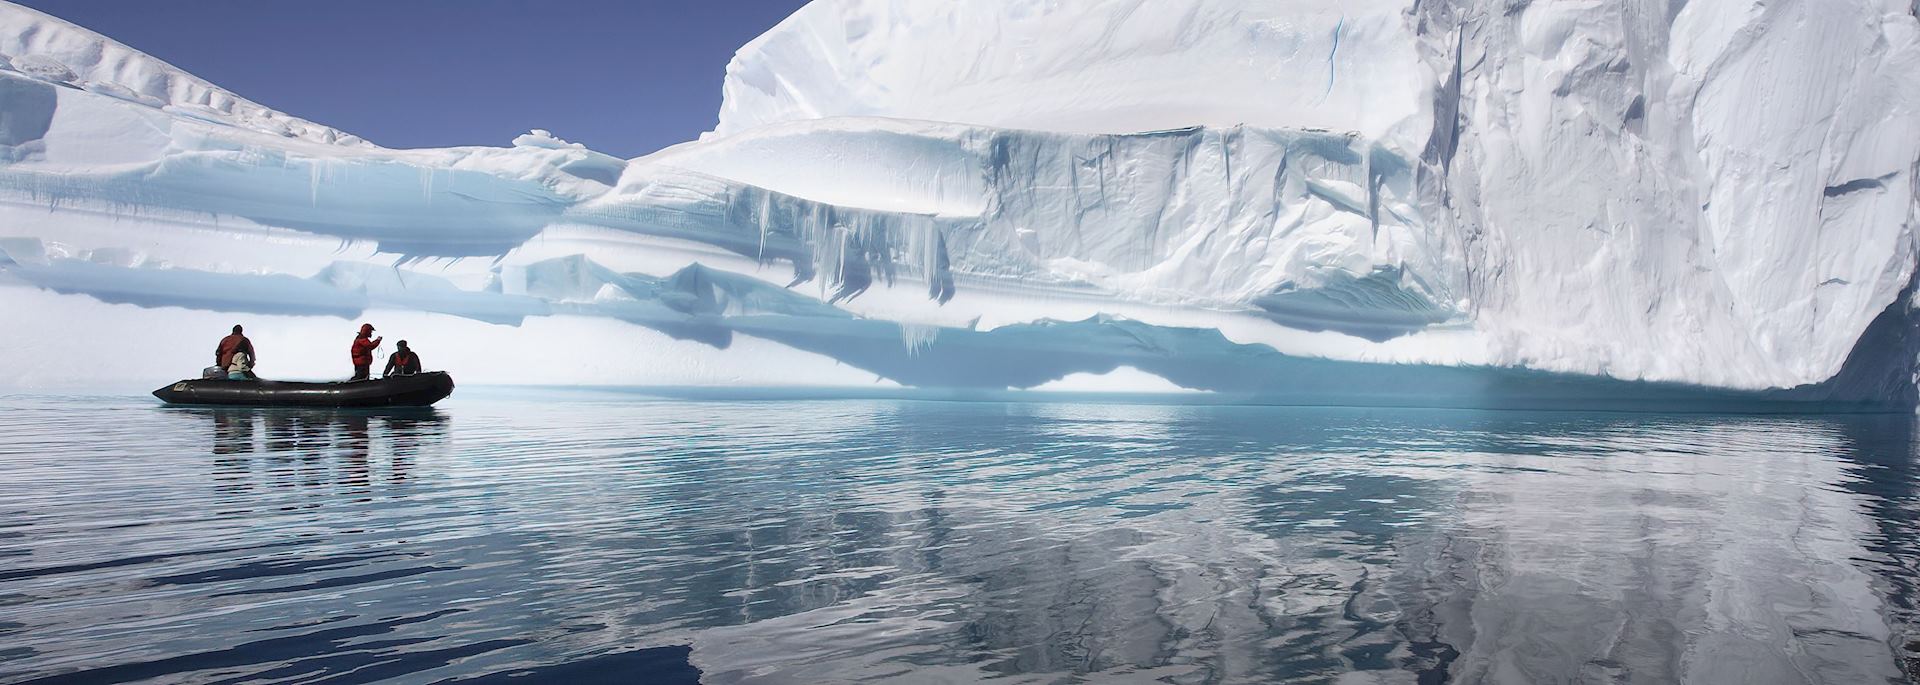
215 325 255 372
350 323 382 380
383 340 423 377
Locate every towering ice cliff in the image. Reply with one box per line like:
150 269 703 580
0 0 1916 408
715 0 1920 391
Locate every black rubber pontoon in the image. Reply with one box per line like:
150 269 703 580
152 372 455 408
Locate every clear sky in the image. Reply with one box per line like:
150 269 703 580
14 0 813 158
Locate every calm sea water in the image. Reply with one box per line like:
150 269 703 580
3 392 1920 684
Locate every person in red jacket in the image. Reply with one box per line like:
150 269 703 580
214 324 255 373
349 323 382 380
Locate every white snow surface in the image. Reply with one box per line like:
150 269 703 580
1 0 1918 402
714 0 1433 151
0 2 363 146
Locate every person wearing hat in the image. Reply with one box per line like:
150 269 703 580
349 323 382 380
383 340 423 377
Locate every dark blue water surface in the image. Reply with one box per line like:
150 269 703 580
4 391 1920 684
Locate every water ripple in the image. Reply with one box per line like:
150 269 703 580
2 394 1920 683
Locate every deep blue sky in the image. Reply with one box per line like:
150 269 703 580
15 0 812 157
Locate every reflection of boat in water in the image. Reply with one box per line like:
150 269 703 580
152 372 455 408
171 406 450 497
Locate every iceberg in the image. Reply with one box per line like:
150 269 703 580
0 0 1916 410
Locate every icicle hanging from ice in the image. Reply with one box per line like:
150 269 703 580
756 191 770 261
899 322 939 356
309 158 322 206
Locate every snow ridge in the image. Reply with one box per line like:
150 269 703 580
0 2 362 145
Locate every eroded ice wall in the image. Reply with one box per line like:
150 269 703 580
0 0 1916 404
650 118 1454 339
716 0 1920 391
1412 0 1920 387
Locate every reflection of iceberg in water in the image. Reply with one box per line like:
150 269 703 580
167 403 1920 682
12 396 1920 682
1830 417 1920 681
1386 418 1904 683
637 405 1920 683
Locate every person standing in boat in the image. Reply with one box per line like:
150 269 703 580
350 323 382 381
214 325 255 376
383 340 422 377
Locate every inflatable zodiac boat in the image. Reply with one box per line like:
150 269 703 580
153 372 455 408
